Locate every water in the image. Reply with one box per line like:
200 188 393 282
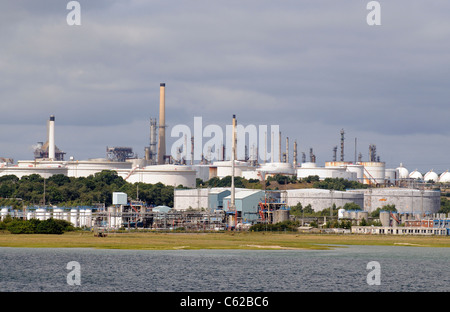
0 245 449 292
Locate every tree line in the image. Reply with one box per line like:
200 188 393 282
0 216 75 234
0 170 174 209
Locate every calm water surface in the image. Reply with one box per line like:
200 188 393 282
0 245 448 292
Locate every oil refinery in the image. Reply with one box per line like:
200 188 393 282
0 83 449 235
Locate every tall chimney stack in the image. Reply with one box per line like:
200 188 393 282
293 140 298 167
157 83 166 165
48 115 56 160
230 114 236 213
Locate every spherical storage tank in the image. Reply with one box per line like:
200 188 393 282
396 163 409 179
409 170 423 180
439 171 450 183
424 170 439 182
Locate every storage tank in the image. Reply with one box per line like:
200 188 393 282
379 211 390 227
125 164 196 188
345 165 365 184
36 208 47 221
385 169 397 184
338 208 346 219
258 162 295 175
301 162 317 168
357 211 369 221
79 209 86 227
396 163 409 179
361 162 386 185
1 207 9 220
273 209 290 223
84 209 92 228
409 170 423 180
70 208 78 227
52 208 64 220
439 171 450 183
424 170 439 183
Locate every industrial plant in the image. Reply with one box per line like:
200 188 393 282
0 83 449 235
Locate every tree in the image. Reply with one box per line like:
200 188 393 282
439 198 450 214
342 202 361 211
371 204 397 218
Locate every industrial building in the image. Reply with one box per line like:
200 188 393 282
352 212 450 236
222 189 265 224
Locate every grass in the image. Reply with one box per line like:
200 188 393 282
0 231 449 250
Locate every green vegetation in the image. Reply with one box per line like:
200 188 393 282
313 177 367 191
0 171 175 208
289 202 362 218
196 176 262 189
370 204 397 218
0 215 75 234
324 220 353 229
249 220 300 232
439 197 450 214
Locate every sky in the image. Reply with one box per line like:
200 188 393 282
0 0 449 174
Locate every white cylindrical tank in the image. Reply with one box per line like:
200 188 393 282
1 207 9 220
79 209 86 227
424 170 439 182
70 208 78 227
345 165 364 184
84 209 92 228
379 211 390 227
357 211 369 221
385 169 397 184
258 162 295 175
52 208 64 220
301 162 317 168
36 208 46 221
338 208 346 219
361 162 386 185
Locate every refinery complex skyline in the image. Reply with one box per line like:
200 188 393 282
0 1 449 174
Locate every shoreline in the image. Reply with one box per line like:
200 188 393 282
1 231 449 250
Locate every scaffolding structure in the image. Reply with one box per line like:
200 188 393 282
93 206 226 231
257 191 288 224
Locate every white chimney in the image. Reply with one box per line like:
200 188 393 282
48 115 55 160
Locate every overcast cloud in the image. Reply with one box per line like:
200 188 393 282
0 0 449 173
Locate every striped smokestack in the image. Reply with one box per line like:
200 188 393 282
157 83 166 164
48 115 55 160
